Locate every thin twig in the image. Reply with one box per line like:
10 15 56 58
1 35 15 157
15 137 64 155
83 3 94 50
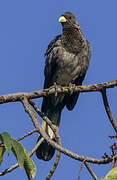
29 137 44 156
0 138 44 176
77 160 85 180
21 96 117 165
29 100 61 180
17 128 38 141
45 151 61 180
0 95 117 177
0 80 117 178
101 89 117 133
0 128 38 150
29 100 58 139
0 80 117 104
21 96 40 128
111 157 116 169
84 162 99 180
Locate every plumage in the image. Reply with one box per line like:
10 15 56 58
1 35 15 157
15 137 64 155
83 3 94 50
36 12 91 161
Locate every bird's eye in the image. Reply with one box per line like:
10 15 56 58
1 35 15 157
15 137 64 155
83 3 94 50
69 16 72 20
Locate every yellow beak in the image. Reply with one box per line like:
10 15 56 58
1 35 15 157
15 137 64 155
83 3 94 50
59 16 67 23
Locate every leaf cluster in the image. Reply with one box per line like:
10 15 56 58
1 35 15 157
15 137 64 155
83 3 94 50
0 132 36 180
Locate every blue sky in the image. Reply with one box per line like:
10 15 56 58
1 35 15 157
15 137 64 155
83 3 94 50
0 0 117 180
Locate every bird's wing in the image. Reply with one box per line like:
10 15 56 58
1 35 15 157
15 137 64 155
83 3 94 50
43 35 61 89
65 40 91 111
65 73 86 110
41 35 62 112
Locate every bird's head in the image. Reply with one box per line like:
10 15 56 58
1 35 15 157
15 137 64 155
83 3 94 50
59 12 78 29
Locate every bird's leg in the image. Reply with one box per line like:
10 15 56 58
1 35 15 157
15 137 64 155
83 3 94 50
68 82 76 94
60 85 64 92
54 82 58 97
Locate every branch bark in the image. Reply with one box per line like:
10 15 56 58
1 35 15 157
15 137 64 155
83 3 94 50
84 162 99 180
21 96 117 165
101 89 117 133
0 80 116 104
1 80 117 179
29 100 61 180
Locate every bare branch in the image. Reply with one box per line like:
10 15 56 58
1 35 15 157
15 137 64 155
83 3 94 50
0 80 117 179
20 97 117 165
84 162 99 180
29 137 44 156
101 89 117 133
21 96 40 128
0 80 116 104
1 84 117 178
77 160 85 180
29 100 61 179
111 157 116 169
17 128 38 141
0 128 39 151
29 100 60 142
45 151 61 180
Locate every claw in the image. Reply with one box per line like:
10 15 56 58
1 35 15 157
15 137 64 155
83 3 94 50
69 82 75 94
54 82 58 97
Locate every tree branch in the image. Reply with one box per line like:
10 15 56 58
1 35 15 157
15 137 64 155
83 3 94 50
1 80 117 178
0 80 116 104
77 160 85 180
21 96 117 165
45 151 61 180
84 162 99 180
21 96 40 128
17 128 38 141
29 100 61 180
29 100 59 140
101 89 117 133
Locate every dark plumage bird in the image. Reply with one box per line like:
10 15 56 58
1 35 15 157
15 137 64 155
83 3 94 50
36 12 91 161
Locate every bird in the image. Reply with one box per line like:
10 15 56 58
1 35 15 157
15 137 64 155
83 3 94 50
36 12 91 161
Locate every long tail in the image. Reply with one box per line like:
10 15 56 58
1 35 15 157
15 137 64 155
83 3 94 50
36 109 61 161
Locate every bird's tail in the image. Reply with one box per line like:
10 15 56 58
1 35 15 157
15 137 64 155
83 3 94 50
36 109 61 161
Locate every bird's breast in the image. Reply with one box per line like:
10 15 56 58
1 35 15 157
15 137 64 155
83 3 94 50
55 50 81 86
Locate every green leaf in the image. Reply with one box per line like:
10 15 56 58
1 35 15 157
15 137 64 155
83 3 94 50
11 139 25 168
23 148 36 180
0 132 36 179
104 167 117 180
100 177 105 180
0 132 12 154
0 145 5 165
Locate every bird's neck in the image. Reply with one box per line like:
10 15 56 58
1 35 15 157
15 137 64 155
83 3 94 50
61 27 85 54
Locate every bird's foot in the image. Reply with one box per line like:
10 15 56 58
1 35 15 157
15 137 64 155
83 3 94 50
68 82 75 94
54 82 59 97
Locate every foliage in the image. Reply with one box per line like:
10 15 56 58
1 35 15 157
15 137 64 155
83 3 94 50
0 132 36 180
100 167 117 180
